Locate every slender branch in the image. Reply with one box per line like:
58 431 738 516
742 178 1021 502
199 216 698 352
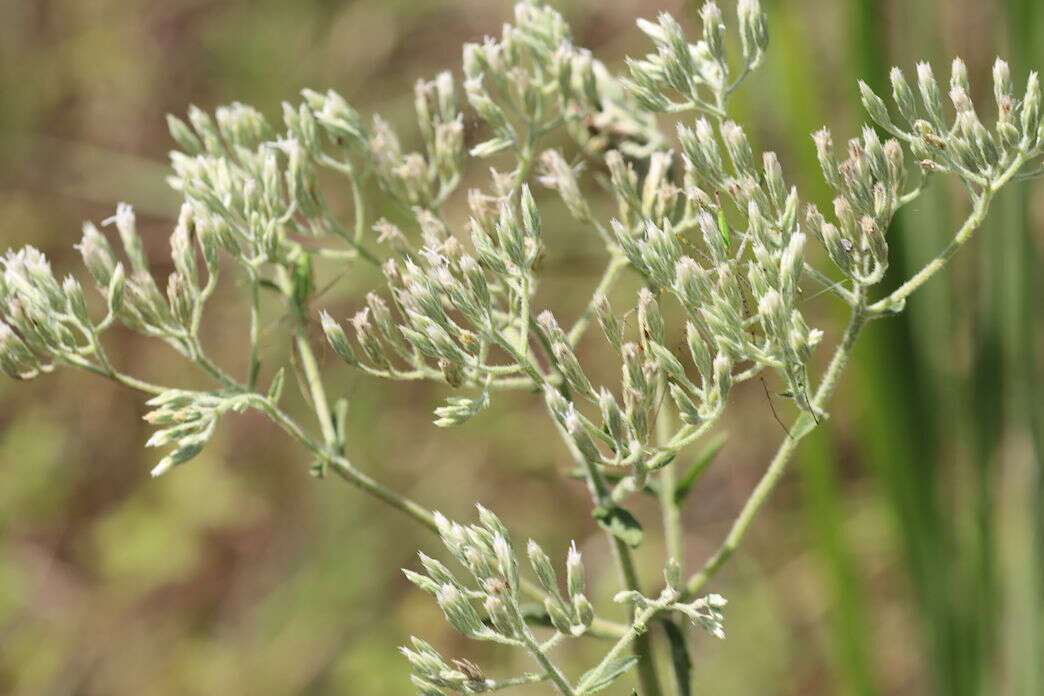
191 344 243 391
567 254 629 347
487 672 549 691
682 286 868 601
61 354 168 396
518 627 576 696
256 394 628 638
347 164 367 247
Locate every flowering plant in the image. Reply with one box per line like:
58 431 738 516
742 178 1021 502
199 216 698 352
2 2 1041 693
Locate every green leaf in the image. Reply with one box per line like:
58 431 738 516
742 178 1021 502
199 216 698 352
579 656 639 694
662 618 692 696
673 432 727 504
267 367 285 404
649 451 677 470
593 506 643 548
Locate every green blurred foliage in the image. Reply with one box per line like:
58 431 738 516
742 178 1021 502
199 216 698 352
0 0 1040 694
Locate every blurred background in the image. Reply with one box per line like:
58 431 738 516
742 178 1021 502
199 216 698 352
0 0 1041 694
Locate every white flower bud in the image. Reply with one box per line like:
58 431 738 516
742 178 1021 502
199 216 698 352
859 80 894 131
917 62 945 129
889 66 918 126
527 540 559 595
322 311 356 365
566 540 585 600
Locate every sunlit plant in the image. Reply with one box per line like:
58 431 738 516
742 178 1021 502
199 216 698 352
2 1 1041 693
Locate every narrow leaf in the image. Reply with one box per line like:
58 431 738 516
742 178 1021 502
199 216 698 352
267 367 285 403
579 656 639 694
593 506 643 548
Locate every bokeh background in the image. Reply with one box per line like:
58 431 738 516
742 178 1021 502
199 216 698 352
0 0 1041 694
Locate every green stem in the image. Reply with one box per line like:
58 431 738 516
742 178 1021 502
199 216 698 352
193 347 242 392
247 272 261 390
657 379 683 568
869 156 1025 315
64 355 167 396
568 254 629 346
290 306 338 449
257 394 629 639
488 673 549 691
577 605 659 694
347 165 366 247
519 628 576 696
518 276 531 358
683 287 869 600
657 380 689 696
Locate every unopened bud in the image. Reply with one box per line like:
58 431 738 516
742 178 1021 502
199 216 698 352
701 2 726 63
889 67 918 126
566 541 585 599
859 80 894 131
598 387 628 445
436 584 484 637
321 312 356 365
593 294 622 350
553 340 594 397
573 594 594 630
917 62 945 129
77 223 117 288
721 121 756 176
545 597 573 634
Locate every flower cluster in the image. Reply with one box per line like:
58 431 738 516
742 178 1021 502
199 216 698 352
1 1 1041 694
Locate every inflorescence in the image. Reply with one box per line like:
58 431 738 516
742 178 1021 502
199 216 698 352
2 1 1041 694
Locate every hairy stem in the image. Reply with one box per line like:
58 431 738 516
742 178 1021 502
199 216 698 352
519 628 576 695
869 156 1025 314
576 605 659 694
292 315 338 449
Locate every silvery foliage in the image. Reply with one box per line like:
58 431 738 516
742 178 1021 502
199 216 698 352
1 0 1041 693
